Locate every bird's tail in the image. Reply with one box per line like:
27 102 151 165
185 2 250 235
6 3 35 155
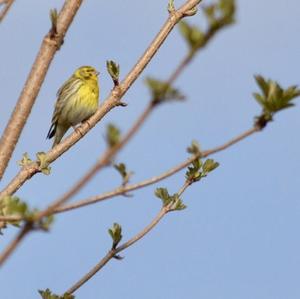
47 122 69 148
47 122 56 140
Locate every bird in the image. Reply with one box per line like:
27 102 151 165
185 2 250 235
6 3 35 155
47 66 99 148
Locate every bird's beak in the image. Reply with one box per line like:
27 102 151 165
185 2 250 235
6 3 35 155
95 71 100 76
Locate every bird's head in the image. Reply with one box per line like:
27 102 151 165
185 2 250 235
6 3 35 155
74 66 99 81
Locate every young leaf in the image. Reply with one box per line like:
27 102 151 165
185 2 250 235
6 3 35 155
145 77 185 105
0 196 28 226
18 152 32 167
169 195 187 211
179 21 204 50
108 223 122 249
38 289 74 299
202 159 220 174
49 9 58 37
187 140 201 155
106 60 120 85
105 123 121 148
114 163 133 186
36 152 51 175
186 158 219 183
185 158 203 182
155 188 186 211
253 75 300 117
167 0 175 13
155 187 173 206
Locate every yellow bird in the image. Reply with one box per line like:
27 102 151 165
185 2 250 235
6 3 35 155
47 66 99 147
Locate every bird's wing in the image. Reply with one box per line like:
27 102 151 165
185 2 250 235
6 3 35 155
51 77 82 123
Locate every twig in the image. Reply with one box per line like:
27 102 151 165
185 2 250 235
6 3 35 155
0 0 202 198
0 0 84 180
66 181 189 295
0 222 31 267
55 126 259 213
0 0 202 267
32 1 215 213
0 126 259 223
0 0 14 22
39 102 155 217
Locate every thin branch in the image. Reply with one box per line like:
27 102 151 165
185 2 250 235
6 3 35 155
55 126 259 213
0 0 202 267
0 0 202 198
38 102 154 218
32 2 212 213
66 181 189 295
0 0 14 22
0 222 31 267
0 125 259 223
0 0 83 180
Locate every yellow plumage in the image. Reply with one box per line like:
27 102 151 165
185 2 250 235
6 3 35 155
47 66 99 147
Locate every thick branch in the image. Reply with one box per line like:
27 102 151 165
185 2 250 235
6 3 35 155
0 0 201 198
0 0 83 180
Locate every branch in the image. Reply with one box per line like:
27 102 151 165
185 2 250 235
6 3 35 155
0 0 14 22
0 222 31 267
30 0 229 214
41 102 154 216
55 126 259 213
0 0 202 267
0 0 83 180
0 0 201 198
65 181 189 295
0 125 258 223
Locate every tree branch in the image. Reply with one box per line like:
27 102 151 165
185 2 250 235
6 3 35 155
0 0 202 267
0 0 83 180
0 0 14 22
55 126 259 213
0 0 201 198
66 181 189 295
0 222 31 267
0 125 259 223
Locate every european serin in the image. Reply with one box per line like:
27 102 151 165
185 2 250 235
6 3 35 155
47 66 99 147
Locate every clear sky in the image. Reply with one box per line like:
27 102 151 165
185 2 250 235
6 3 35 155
1 0 300 298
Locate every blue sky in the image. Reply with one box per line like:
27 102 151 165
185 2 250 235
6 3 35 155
0 0 300 298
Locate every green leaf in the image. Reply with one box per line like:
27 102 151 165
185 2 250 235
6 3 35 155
106 60 120 85
167 0 175 13
204 0 235 29
49 9 58 35
155 188 186 211
108 223 122 249
202 159 220 174
145 77 185 105
114 163 133 186
0 196 28 226
179 21 204 50
187 140 201 155
253 75 300 116
18 152 32 167
169 195 187 211
36 152 51 175
186 158 219 183
185 158 203 182
155 187 173 206
254 75 269 97
106 124 121 148
38 289 74 299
